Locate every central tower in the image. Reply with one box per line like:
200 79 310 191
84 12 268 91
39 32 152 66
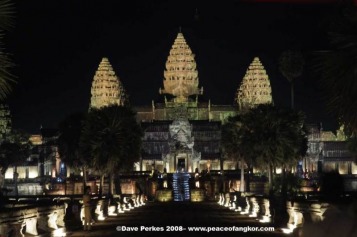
160 33 203 103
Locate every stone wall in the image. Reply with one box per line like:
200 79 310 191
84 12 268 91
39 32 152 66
3 183 43 196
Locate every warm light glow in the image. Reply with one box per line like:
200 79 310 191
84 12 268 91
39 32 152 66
248 198 259 217
28 168 38 178
5 167 13 179
108 206 117 216
229 202 236 210
240 198 250 215
259 215 271 223
95 204 106 221
281 228 293 234
48 212 58 229
98 215 105 221
218 194 225 206
276 167 282 174
117 203 125 213
235 207 242 212
52 228 66 237
52 167 56 178
25 218 38 235
29 135 42 145
282 211 298 234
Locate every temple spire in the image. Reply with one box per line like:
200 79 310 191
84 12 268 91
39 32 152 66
90 57 127 109
160 32 202 103
236 57 273 110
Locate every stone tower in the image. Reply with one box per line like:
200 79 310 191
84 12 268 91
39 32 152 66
0 104 11 141
236 57 273 110
160 33 203 103
90 57 127 109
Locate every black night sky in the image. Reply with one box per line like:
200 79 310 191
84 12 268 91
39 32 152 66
6 0 341 134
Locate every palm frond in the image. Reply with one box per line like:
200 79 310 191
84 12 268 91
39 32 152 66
0 0 14 31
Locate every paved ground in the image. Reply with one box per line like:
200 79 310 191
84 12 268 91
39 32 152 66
61 201 286 237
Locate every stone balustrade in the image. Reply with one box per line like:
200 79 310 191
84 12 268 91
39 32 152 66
0 203 66 237
0 194 146 237
217 192 354 235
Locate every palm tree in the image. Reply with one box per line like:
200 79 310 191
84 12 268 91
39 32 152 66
58 112 88 193
80 105 142 196
222 115 254 192
224 104 307 194
0 0 15 100
279 50 304 110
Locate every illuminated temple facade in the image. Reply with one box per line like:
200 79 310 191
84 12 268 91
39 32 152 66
80 32 276 174
132 33 273 173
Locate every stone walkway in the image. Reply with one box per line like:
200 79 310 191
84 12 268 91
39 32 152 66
62 201 285 237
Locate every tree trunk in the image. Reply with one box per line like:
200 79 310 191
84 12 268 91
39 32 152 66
109 173 114 196
0 170 5 191
14 166 18 197
240 162 245 192
99 174 104 196
268 164 273 195
281 164 287 198
114 174 122 195
246 164 251 192
82 166 88 194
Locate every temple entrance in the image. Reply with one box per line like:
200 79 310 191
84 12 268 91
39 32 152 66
163 118 201 173
177 158 185 172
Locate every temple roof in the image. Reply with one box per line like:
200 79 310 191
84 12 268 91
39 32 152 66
236 57 273 110
160 33 203 103
90 57 127 109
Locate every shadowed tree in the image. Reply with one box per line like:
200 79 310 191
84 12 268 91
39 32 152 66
313 5 357 159
58 112 88 193
80 105 142 196
0 129 31 196
224 104 307 194
222 114 255 192
279 50 304 109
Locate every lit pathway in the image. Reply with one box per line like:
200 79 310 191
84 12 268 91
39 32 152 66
64 202 284 237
